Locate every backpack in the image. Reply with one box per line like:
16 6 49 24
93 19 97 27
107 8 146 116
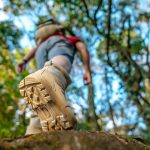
35 19 64 45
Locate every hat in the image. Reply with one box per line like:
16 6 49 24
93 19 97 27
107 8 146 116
37 18 60 29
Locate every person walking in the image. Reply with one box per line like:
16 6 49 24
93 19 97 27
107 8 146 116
16 19 91 135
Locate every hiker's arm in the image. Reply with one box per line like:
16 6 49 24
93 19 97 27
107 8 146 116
75 41 91 84
16 48 36 73
23 47 36 62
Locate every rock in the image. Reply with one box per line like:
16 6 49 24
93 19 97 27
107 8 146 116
0 131 149 150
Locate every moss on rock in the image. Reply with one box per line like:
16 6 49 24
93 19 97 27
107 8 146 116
0 131 150 150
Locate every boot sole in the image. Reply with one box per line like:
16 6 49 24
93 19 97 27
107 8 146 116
19 77 73 132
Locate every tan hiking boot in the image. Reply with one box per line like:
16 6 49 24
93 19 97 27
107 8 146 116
25 112 42 135
19 61 76 132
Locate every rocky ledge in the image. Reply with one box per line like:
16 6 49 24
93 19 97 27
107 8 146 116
0 131 149 150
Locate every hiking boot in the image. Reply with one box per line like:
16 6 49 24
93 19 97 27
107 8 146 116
19 61 76 132
25 111 42 135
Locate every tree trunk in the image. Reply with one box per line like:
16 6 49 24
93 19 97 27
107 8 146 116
87 83 100 130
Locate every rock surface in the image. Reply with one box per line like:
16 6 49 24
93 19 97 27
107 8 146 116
0 131 149 150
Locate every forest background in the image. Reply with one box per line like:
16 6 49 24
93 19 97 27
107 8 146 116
0 0 149 140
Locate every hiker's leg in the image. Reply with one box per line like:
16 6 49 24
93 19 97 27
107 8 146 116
25 111 42 135
19 61 76 132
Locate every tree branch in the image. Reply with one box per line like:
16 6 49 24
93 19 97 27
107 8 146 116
82 0 103 35
104 67 117 131
94 0 103 20
44 1 56 20
106 0 112 59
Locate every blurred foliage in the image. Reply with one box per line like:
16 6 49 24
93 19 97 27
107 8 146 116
0 21 22 49
0 0 150 139
0 48 29 137
0 21 34 137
